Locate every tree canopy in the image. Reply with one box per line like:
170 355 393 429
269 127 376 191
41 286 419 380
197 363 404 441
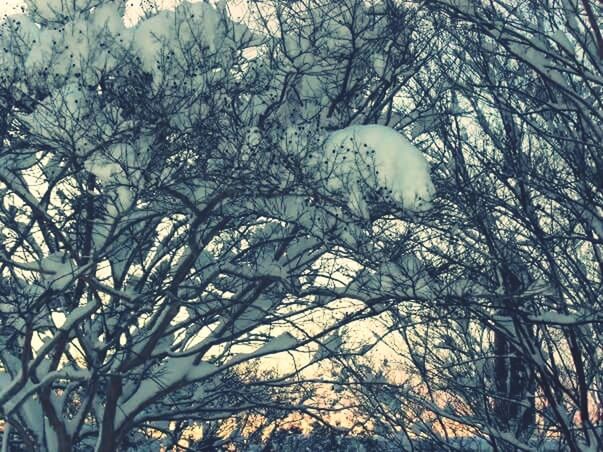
0 0 601 451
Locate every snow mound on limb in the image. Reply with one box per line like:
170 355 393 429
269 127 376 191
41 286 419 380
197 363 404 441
25 0 91 22
322 124 435 215
37 252 77 290
132 1 256 85
23 2 126 85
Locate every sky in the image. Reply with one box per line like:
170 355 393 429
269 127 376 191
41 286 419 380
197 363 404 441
1 0 21 15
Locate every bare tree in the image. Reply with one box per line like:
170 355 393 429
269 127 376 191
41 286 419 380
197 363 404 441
0 1 439 450
3 1 598 450
349 0 602 450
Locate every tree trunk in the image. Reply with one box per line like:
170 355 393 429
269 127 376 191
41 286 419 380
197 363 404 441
96 376 122 452
493 325 535 447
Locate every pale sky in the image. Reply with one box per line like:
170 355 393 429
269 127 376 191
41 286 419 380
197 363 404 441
1 0 22 15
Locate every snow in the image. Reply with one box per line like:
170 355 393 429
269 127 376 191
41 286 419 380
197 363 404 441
115 355 217 429
249 333 298 357
0 14 39 48
132 10 171 74
111 185 134 213
37 251 76 290
91 2 124 36
371 53 387 77
280 127 305 154
83 140 149 218
440 0 477 13
26 0 92 21
19 82 94 152
528 312 596 325
231 295 276 335
83 156 122 182
131 1 247 84
314 330 343 361
322 125 435 216
522 278 555 296
551 29 573 54
283 33 315 69
185 360 218 381
3 148 39 171
22 3 126 85
245 127 262 147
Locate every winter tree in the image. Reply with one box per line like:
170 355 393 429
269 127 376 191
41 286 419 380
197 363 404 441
2 0 600 451
345 1 602 451
0 0 438 450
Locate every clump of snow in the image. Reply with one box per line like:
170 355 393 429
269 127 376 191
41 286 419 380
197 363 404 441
22 1 126 86
37 252 76 290
83 155 122 182
371 53 387 78
131 1 254 86
91 2 124 35
232 296 276 335
251 333 298 356
0 14 39 42
111 185 134 213
322 124 435 216
26 0 94 21
19 82 93 152
0 15 39 81
83 138 150 219
552 29 574 54
132 10 172 75
85 142 140 182
279 125 325 155
276 2 392 119
245 127 262 147
314 330 343 361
